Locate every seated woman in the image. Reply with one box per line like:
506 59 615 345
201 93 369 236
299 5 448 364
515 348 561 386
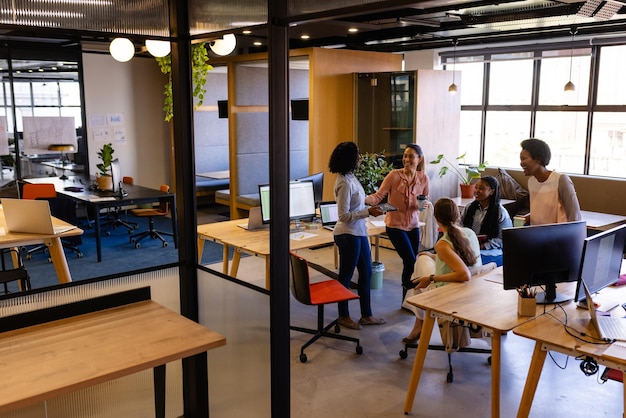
461 176 512 266
403 198 481 344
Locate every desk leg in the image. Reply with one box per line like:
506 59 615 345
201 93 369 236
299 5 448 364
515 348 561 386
153 364 166 418
9 248 23 291
403 311 436 414
222 244 230 274
170 196 178 249
516 342 547 418
265 255 271 290
491 331 502 418
623 371 626 417
229 248 241 277
373 236 380 262
197 236 205 264
46 237 72 284
94 203 102 262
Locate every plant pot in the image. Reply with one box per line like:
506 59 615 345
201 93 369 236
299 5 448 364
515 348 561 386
460 183 475 198
96 175 113 191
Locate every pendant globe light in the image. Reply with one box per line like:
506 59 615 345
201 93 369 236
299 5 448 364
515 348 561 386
109 37 135 62
209 34 237 56
145 40 171 58
564 28 577 93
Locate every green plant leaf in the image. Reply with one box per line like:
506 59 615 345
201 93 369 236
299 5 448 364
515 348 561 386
354 150 394 195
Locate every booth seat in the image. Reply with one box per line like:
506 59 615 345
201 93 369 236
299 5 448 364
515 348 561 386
214 189 260 211
196 177 230 204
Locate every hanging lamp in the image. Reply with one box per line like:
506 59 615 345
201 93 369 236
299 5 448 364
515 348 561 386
564 29 577 92
448 39 458 94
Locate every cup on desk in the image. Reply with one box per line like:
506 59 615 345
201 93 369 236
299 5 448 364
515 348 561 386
417 195 427 211
513 215 527 227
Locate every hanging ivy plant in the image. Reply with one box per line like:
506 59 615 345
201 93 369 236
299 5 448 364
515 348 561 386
155 43 213 122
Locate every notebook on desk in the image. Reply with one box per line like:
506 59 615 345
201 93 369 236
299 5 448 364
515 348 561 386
1 198 77 235
319 201 338 231
583 280 626 342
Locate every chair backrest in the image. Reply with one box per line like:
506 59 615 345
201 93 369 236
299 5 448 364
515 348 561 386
22 183 57 200
122 176 134 185
289 252 312 305
157 185 169 214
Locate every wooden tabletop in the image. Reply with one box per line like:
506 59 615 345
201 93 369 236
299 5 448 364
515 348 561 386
581 210 626 230
197 170 230 180
0 300 226 413
0 206 82 248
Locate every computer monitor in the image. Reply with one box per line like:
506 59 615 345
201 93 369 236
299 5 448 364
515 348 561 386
574 223 626 303
110 158 121 193
502 221 586 304
295 172 324 207
257 181 317 224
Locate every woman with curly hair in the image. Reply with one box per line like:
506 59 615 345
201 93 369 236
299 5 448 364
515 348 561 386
402 198 481 343
328 141 386 330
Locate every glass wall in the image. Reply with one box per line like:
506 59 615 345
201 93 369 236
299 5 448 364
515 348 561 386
446 40 626 178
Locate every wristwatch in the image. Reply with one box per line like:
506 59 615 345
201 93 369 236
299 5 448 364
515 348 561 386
429 274 435 282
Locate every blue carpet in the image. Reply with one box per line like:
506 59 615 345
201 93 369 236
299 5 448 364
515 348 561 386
14 215 228 292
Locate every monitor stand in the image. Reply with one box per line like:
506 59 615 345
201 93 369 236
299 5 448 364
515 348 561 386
535 283 571 305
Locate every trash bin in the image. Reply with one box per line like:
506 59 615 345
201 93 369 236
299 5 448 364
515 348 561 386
371 261 385 289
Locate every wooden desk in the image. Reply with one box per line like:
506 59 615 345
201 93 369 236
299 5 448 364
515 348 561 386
0 299 226 415
197 219 385 289
197 170 230 180
581 210 626 230
0 206 82 284
403 267 554 418
27 176 177 262
513 297 626 417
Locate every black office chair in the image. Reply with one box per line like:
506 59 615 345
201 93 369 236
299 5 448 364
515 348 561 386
129 185 173 248
101 176 138 235
289 252 363 363
0 248 31 294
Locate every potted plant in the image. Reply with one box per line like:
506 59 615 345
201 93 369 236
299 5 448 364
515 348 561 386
96 143 114 191
354 151 394 195
430 152 487 198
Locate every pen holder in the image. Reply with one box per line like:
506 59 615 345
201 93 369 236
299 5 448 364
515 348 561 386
518 295 536 317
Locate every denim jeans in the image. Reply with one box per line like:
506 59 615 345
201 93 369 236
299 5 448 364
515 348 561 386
334 234 372 318
385 226 420 292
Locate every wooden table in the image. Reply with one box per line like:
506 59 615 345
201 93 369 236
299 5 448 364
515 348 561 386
513 295 626 417
197 219 385 289
403 267 560 418
581 210 626 231
0 206 82 284
0 298 226 415
27 176 177 262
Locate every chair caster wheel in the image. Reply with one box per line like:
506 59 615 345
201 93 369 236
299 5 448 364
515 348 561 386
299 353 307 363
47 257 52 263
356 345 363 355
447 372 453 383
162 242 168 247
399 349 408 359
134 243 141 248
334 324 340 333
128 230 133 234
105 231 111 236
26 254 32 260
77 252 83 258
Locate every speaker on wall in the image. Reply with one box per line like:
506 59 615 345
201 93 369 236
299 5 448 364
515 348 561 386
291 99 309 121
217 100 228 118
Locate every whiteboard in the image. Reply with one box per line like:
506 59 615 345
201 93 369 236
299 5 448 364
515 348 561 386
22 116 77 155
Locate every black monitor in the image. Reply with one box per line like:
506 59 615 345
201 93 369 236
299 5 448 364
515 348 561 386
295 172 324 207
574 223 626 303
110 158 121 193
257 181 317 224
502 221 587 304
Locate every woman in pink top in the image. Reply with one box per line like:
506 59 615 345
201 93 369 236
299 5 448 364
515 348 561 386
366 144 430 300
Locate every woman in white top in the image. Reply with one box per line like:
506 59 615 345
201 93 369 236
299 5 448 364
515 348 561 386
328 142 386 330
519 138 582 225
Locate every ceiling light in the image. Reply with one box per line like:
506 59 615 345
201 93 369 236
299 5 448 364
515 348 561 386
348 28 358 33
145 40 171 58
301 35 310 40
449 39 458 95
209 34 237 56
242 30 252 35
564 29 577 93
253 41 262 46
109 37 135 62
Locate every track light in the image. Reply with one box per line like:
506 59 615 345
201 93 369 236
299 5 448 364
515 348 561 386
209 34 237 56
145 40 171 58
109 38 135 62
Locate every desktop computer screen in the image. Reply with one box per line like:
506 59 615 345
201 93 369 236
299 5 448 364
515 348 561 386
257 181 316 224
110 158 121 193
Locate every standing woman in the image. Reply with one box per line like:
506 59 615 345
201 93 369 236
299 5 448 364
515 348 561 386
329 142 386 330
520 138 581 225
365 144 429 301
461 176 512 266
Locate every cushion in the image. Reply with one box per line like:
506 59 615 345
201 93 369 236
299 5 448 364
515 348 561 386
495 167 528 202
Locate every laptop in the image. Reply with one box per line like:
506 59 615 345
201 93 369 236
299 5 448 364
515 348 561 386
319 201 338 231
1 198 77 235
583 280 626 342
237 206 267 230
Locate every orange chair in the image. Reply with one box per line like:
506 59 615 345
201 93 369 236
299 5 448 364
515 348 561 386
289 252 363 363
129 185 173 248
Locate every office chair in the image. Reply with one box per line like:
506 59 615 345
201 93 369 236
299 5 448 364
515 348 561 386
0 248 31 294
289 252 363 363
129 185 173 248
398 262 498 382
101 175 138 234
22 183 83 260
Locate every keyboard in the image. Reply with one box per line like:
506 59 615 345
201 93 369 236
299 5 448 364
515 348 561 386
598 316 626 341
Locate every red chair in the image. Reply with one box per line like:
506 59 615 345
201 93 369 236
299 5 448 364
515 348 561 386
129 185 173 248
289 252 363 363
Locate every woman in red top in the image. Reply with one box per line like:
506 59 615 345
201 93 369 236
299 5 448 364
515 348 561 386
366 144 430 301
